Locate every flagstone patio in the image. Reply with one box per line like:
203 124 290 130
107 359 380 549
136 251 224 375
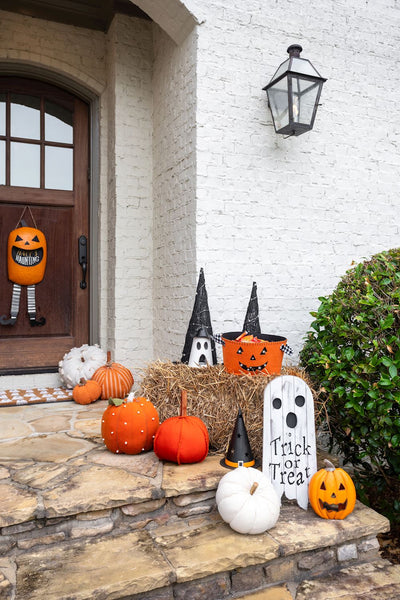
0 400 398 600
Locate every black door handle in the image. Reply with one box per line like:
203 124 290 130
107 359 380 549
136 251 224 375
78 235 88 289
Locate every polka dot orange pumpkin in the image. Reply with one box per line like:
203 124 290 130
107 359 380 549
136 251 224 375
101 397 159 454
92 351 134 399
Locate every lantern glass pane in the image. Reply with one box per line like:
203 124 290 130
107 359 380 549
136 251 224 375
291 57 321 77
267 77 289 131
270 58 290 83
291 77 321 126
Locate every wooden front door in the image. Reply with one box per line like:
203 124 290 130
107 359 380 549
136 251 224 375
0 77 90 374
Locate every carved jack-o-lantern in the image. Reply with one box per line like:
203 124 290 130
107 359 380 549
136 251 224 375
7 226 47 286
308 459 356 520
222 332 287 375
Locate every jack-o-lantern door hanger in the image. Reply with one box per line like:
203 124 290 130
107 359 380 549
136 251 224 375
0 207 47 327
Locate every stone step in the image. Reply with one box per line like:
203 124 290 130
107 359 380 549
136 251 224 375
235 560 400 599
295 559 400 599
7 499 393 600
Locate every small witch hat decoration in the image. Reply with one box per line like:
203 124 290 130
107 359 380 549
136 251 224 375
243 282 261 337
181 268 217 365
221 408 256 468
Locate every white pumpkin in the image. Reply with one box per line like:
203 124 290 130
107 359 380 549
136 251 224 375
216 466 280 534
58 344 107 388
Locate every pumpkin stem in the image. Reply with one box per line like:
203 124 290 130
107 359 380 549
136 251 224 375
250 482 259 495
79 378 87 386
106 350 112 366
180 389 187 417
323 459 336 472
108 397 125 407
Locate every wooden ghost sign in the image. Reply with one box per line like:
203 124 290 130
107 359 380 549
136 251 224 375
262 375 317 509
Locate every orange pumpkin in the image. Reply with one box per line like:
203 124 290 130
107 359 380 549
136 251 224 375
154 390 209 464
72 378 102 405
92 351 134 399
308 459 356 520
7 226 47 286
101 397 159 454
222 332 287 376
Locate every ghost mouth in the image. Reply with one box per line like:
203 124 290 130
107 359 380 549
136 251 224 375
239 361 268 372
197 354 208 366
319 499 347 512
12 247 43 267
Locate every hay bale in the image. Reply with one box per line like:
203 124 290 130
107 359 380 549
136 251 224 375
138 361 323 461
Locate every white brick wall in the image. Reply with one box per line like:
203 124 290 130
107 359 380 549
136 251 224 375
186 0 400 359
105 15 154 369
152 24 198 362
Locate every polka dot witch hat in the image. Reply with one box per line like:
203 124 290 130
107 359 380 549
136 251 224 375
221 408 256 468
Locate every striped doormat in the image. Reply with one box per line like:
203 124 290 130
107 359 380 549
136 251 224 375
0 387 73 407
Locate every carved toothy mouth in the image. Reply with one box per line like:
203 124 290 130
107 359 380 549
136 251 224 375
239 361 268 372
12 247 43 267
319 499 347 512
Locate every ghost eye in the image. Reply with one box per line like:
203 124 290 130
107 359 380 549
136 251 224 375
260 347 267 355
15 235 22 241
339 483 345 490
32 235 39 242
204 341 208 350
295 395 305 407
196 342 201 350
237 347 243 354
320 481 326 490
272 397 282 409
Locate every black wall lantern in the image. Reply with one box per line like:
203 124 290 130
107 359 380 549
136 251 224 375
263 44 327 137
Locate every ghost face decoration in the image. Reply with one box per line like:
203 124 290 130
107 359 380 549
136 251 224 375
7 226 47 286
188 334 213 368
262 375 317 510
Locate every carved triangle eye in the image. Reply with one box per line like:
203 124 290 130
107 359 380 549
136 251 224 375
236 347 243 354
15 235 22 241
339 483 345 490
260 347 267 355
320 481 326 490
32 235 39 242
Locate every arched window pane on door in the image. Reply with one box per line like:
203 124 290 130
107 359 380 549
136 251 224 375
10 142 40 187
45 100 73 144
0 140 5 185
45 146 73 190
0 94 5 136
10 94 41 139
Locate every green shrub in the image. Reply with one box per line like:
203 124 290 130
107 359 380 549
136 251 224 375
300 248 400 520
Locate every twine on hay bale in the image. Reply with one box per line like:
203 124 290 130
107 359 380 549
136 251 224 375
138 361 323 461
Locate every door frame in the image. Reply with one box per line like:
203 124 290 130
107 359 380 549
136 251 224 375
0 62 100 358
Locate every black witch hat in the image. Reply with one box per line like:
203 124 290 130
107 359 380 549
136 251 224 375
243 281 261 337
181 268 217 364
221 408 256 468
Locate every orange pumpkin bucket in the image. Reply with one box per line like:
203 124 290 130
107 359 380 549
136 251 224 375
222 331 288 376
